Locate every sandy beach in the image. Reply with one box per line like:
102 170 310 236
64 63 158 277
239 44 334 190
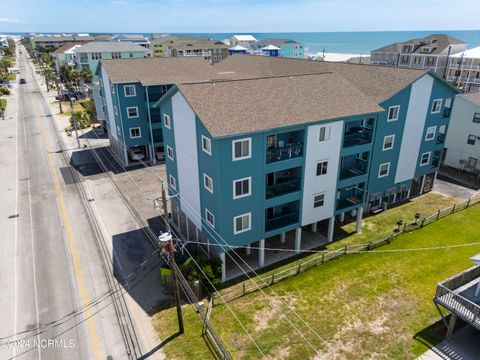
312 52 370 62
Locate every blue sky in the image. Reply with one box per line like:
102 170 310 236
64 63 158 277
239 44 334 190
1 0 479 33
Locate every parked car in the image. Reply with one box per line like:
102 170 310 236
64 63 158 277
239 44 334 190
129 148 145 161
19 78 27 84
0 79 12 88
55 93 71 101
10 69 20 74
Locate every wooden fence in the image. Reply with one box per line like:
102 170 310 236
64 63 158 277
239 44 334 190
212 193 480 305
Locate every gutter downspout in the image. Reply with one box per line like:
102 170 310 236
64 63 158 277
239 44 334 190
444 45 452 80
146 86 156 164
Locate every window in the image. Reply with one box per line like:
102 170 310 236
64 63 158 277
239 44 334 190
114 105 118 115
112 52 122 59
201 135 212 155
233 177 251 199
467 134 477 146
378 163 390 178
129 127 141 138
232 138 251 160
205 209 214 227
316 160 328 176
166 145 174 160
127 107 139 118
124 85 136 97
233 213 251 234
420 152 431 166
163 114 171 129
425 126 436 141
319 126 331 142
431 99 442 114
414 56 422 65
387 105 400 121
169 175 176 190
91 52 102 60
203 174 213 193
426 57 435 65
473 113 480 123
383 135 395 150
313 193 325 208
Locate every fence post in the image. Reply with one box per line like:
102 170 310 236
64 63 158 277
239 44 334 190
271 273 275 285
420 218 426 227
403 222 407 232
243 283 246 296
297 263 302 274
452 204 456 213
321 253 324 264
467 198 471 208
344 245 347 254
437 209 441 220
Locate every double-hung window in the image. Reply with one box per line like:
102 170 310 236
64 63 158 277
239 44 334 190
203 174 214 193
233 213 251 234
319 126 331 142
467 134 477 146
127 106 139 118
124 85 136 97
163 114 171 129
166 145 174 161
129 127 141 138
201 135 212 155
387 105 400 121
233 177 251 199
169 175 176 190
313 193 325 208
383 135 395 150
232 138 251 160
425 126 436 141
473 113 480 123
378 162 390 178
420 152 431 166
431 99 442 114
205 209 214 227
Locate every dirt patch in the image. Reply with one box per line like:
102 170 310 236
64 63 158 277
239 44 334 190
254 297 283 331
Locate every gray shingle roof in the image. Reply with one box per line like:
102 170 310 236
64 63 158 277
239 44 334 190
177 73 383 137
74 41 148 53
371 34 466 55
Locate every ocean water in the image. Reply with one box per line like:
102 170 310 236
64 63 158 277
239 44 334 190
176 30 480 55
7 30 480 55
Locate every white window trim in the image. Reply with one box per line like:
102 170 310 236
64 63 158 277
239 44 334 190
169 175 176 190
382 135 395 151
232 138 252 161
316 160 328 176
201 135 212 155
203 173 214 194
233 213 251 235
164 113 171 129
387 105 400 122
378 162 390 178
420 152 431 166
126 106 139 119
205 208 214 228
123 85 136 97
425 126 436 141
313 193 325 208
129 127 141 139
431 99 442 114
233 177 252 199
166 145 174 161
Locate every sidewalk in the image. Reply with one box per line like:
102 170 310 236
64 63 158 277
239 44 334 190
35 71 168 359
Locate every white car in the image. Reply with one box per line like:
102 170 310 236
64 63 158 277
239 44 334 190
130 148 145 161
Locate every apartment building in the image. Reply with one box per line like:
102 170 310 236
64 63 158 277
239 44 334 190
446 47 480 93
31 34 94 49
370 34 466 76
152 55 456 280
444 92 480 172
230 35 257 49
51 42 83 71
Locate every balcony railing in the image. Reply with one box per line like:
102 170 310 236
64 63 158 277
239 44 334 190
266 179 301 199
336 194 363 210
343 129 373 148
266 143 303 163
443 107 451 118
339 162 368 180
265 212 299 232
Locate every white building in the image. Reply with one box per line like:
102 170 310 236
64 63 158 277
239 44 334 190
444 92 480 172
447 47 480 93
230 35 257 49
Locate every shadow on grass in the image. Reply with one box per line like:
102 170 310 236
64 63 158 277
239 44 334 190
138 331 182 360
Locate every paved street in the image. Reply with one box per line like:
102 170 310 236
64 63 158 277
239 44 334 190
0 46 130 360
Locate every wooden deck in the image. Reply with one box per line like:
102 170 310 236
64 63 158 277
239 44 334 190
434 265 480 332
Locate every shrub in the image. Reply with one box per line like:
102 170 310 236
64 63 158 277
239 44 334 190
69 110 90 129
182 256 222 290
0 87 10 96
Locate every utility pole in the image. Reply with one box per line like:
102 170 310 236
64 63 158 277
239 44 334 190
70 98 80 148
158 182 184 334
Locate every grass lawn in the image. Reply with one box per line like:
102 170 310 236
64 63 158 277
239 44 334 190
152 200 480 359
0 98 6 112
8 73 17 81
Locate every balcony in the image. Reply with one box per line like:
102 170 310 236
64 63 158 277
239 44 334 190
266 130 304 163
343 127 373 148
339 154 369 180
442 107 451 118
266 167 302 199
336 184 365 211
436 133 445 144
265 200 300 232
